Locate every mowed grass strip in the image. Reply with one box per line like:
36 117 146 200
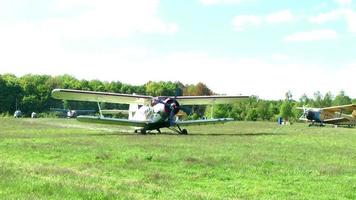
0 118 355 199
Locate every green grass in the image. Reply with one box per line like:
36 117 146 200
0 118 355 199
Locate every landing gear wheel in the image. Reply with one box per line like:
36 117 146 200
140 129 146 134
180 129 188 135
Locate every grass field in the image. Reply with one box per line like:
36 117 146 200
0 118 355 199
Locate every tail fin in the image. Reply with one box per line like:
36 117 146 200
129 104 139 120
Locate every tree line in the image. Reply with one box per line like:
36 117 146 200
0 74 213 116
1 74 355 121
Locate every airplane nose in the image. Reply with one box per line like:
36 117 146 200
306 111 314 120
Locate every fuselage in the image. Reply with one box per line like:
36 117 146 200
130 104 166 122
129 97 179 124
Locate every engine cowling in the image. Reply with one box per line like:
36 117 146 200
163 98 180 115
306 110 314 120
306 110 321 122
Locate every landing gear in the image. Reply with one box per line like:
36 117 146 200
168 124 188 135
308 122 325 127
181 129 188 135
134 129 147 134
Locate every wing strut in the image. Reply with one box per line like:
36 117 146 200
211 99 216 119
97 102 103 118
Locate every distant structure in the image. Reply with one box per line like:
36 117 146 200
67 110 77 118
14 110 22 118
31 112 37 118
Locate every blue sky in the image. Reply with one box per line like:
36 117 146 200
0 0 355 99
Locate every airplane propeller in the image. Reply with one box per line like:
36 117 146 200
153 89 182 126
302 105 308 117
297 105 309 121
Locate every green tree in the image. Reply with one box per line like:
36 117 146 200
312 91 323 108
280 101 293 121
0 74 23 113
279 91 294 121
322 92 333 107
246 108 258 121
257 101 272 120
299 93 311 106
333 91 352 106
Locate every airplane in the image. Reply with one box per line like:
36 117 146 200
51 89 249 134
297 104 356 127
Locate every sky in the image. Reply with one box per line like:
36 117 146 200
0 0 355 100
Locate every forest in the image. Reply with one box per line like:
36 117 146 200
1 73 355 121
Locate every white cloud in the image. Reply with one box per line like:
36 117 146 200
310 9 344 24
333 63 356 94
334 0 353 6
0 0 178 40
200 0 247 5
310 8 356 33
0 1 355 100
1 40 353 100
52 0 177 38
285 29 338 42
266 10 294 24
233 10 294 31
271 53 290 62
344 11 356 32
232 15 262 31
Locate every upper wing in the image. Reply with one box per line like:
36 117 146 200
321 104 356 112
77 116 147 127
173 95 249 105
52 89 153 105
175 118 234 126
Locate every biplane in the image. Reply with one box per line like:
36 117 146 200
52 89 248 134
50 108 96 118
298 104 356 127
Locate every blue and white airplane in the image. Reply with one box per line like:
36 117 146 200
52 89 248 134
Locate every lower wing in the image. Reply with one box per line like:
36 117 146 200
77 116 148 127
175 118 234 126
323 117 349 124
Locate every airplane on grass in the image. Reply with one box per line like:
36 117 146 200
52 89 249 134
298 104 356 127
50 108 96 118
